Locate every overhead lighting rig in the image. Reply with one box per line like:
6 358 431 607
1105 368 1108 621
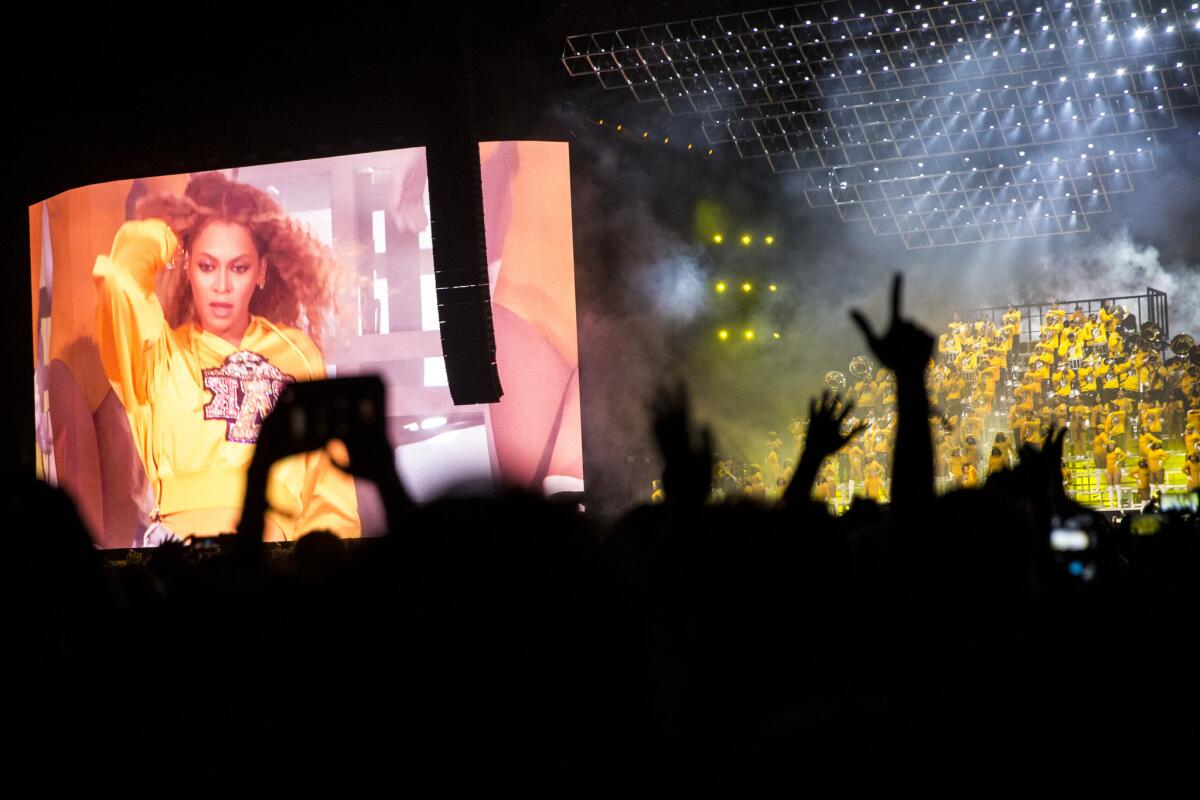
565 1 1200 247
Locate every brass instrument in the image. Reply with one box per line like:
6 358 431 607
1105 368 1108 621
1170 333 1195 355
1138 321 1164 351
824 371 848 394
849 355 876 379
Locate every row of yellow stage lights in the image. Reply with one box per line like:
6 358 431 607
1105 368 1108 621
717 329 782 342
714 281 778 294
711 234 775 246
594 120 714 155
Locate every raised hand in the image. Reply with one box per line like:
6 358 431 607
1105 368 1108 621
803 391 867 461
849 274 935 511
650 382 714 507
850 274 935 381
1016 425 1070 502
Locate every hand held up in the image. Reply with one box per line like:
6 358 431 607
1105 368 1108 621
850 274 935 382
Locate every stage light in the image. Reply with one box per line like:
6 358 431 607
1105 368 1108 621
744 330 755 341
718 329 729 341
712 233 724 244
772 332 781 339
768 284 777 292
740 234 752 245
715 281 727 293
615 124 622 131
764 235 775 245
741 281 753 293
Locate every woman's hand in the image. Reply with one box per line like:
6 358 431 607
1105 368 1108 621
108 219 179 277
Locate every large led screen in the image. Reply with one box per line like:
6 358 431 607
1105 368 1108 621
30 142 583 546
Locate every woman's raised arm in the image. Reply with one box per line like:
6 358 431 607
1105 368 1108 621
92 218 177 408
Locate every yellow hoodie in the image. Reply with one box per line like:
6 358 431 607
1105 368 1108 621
93 219 360 540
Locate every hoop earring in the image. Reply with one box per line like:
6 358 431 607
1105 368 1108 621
169 246 189 272
258 259 268 290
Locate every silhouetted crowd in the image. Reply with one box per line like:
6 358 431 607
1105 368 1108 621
9 276 1200 795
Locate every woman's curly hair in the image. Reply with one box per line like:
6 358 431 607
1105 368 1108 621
136 172 338 347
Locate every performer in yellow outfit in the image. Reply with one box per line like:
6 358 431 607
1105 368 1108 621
987 446 1006 476
93 173 360 543
1105 442 1126 506
960 462 979 489
863 458 887 502
1184 453 1200 493
1147 443 1167 496
1092 430 1111 490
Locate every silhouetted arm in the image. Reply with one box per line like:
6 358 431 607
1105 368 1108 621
237 378 412 557
849 275 935 516
343 429 413 535
784 391 865 506
650 383 714 507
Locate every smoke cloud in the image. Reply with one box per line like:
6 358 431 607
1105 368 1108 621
1019 228 1200 335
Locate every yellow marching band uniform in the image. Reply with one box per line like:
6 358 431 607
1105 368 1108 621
793 301 1200 510
922 302 1195 507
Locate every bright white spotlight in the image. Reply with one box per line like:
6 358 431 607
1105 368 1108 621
1135 27 1148 38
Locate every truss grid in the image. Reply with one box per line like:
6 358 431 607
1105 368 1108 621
564 1 1200 247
